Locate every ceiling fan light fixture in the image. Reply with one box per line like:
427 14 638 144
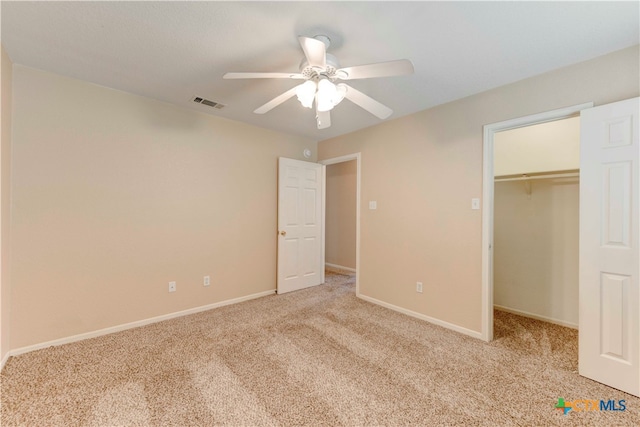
334 83 348 105
316 79 335 112
316 79 346 112
228 35 413 127
296 80 316 108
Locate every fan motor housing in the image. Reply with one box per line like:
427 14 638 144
299 53 341 80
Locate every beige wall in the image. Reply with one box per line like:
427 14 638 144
1 45 13 362
494 117 580 176
494 178 579 326
318 45 639 333
10 65 316 349
325 160 356 270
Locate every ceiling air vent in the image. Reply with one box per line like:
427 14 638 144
193 96 225 110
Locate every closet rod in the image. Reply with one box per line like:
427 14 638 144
494 171 579 183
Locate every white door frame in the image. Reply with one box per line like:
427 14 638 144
481 103 593 341
319 153 361 296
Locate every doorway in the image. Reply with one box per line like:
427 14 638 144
320 153 361 295
481 103 593 341
493 117 580 331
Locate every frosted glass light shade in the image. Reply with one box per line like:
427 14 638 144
316 80 339 112
296 81 316 109
334 83 347 105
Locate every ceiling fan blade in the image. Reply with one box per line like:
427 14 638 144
298 36 326 68
254 86 299 114
343 84 393 119
316 109 331 130
337 59 414 80
224 72 303 79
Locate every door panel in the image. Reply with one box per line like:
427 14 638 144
600 273 629 361
579 97 639 397
602 162 631 247
277 158 324 294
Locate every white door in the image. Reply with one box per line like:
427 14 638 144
579 97 639 397
277 157 325 294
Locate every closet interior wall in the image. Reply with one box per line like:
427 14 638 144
493 175 579 327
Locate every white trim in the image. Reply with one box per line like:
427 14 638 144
325 263 356 273
1 351 10 371
6 290 275 359
481 123 494 342
319 153 361 297
359 294 483 340
320 153 359 166
321 164 326 285
481 102 593 342
494 305 578 330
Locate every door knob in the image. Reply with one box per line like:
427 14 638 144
280 231 286 236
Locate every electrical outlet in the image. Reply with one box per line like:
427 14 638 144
204 275 210 287
169 281 176 293
416 282 423 293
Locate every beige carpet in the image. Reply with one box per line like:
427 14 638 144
1 271 639 426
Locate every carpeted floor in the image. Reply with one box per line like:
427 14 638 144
1 271 639 426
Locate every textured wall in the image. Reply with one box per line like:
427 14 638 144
325 160 357 270
10 65 316 349
494 117 580 176
494 178 579 326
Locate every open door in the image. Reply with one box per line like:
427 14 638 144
277 157 325 294
579 97 639 397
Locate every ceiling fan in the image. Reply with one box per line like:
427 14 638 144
223 35 414 129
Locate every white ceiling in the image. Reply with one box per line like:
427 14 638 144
2 1 638 141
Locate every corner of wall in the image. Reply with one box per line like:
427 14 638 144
1 44 14 369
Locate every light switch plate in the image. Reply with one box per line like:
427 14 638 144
369 201 377 210
471 198 480 210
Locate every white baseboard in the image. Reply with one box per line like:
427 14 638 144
6 289 276 360
325 263 356 273
494 304 578 329
357 294 483 340
1 350 10 371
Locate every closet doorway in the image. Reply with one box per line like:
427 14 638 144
493 117 580 330
480 103 593 341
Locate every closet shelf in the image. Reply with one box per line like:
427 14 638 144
494 169 579 183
